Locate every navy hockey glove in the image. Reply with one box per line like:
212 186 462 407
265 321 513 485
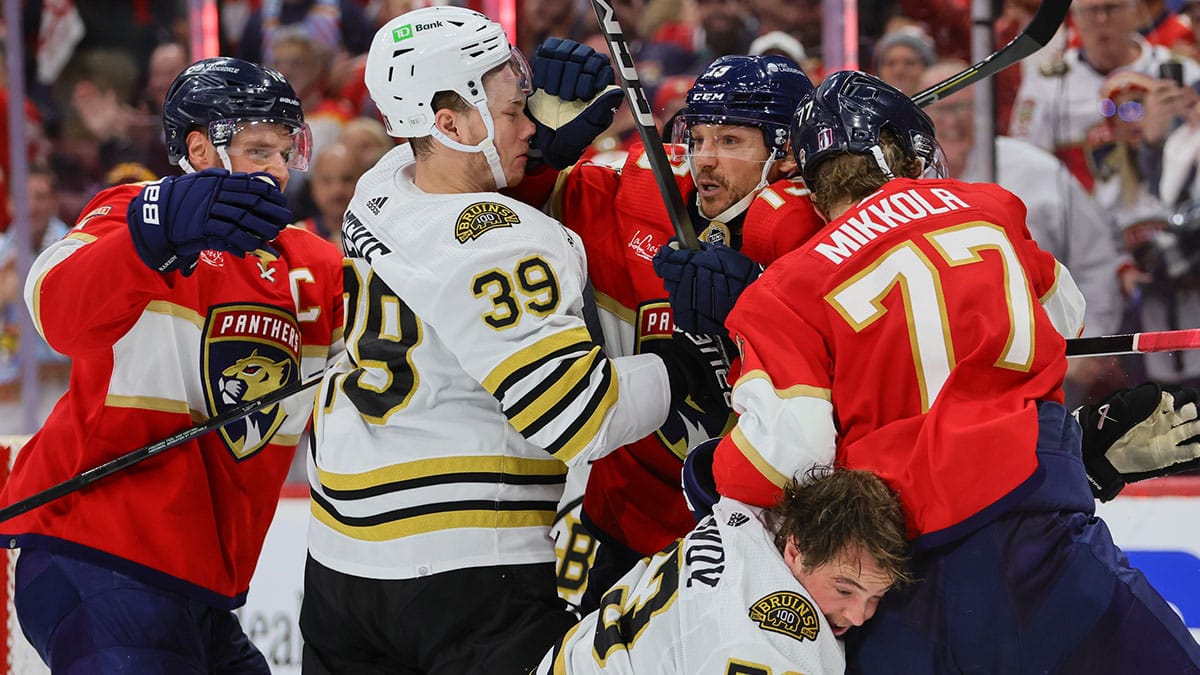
1075 382 1200 501
128 169 292 276
655 330 733 414
526 37 623 170
653 240 763 337
682 437 721 522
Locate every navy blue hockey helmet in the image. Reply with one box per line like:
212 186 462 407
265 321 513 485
790 70 940 183
677 54 814 159
162 56 311 170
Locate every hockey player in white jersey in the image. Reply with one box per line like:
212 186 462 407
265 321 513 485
299 7 729 674
537 468 910 674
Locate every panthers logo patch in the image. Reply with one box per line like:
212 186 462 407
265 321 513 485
203 304 301 459
455 202 520 243
748 591 821 642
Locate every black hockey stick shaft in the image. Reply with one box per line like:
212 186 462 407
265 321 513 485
0 374 323 524
912 0 1071 107
588 0 699 249
1066 328 1200 358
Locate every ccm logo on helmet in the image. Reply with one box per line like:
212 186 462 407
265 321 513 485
693 93 726 102
391 20 444 41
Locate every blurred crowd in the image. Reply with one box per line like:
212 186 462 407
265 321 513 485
4 0 1200 438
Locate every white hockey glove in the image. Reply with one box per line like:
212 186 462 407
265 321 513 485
1074 383 1200 501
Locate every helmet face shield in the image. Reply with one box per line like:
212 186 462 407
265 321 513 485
671 114 780 166
508 47 534 98
211 118 313 171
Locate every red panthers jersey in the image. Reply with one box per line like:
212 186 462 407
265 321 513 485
0 182 345 607
555 142 824 555
713 178 1085 546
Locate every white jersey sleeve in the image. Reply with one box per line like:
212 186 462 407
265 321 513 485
537 499 846 674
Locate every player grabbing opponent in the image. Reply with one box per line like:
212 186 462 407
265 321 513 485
0 57 344 673
299 8 726 674
527 53 822 612
703 70 1200 673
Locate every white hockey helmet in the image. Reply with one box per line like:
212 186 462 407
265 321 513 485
365 7 530 187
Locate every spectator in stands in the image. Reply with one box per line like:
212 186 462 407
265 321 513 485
299 142 359 248
1010 0 1200 192
337 117 395 173
519 0 593 57
921 60 1128 406
1137 0 1196 51
873 26 936 96
237 0 374 64
1088 71 1186 227
267 24 355 155
691 0 756 63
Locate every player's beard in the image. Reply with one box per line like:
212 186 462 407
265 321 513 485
695 168 738 217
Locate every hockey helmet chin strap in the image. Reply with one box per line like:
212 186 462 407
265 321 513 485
431 103 508 190
698 155 777 223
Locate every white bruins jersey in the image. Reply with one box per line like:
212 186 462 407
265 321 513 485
537 499 846 674
308 145 671 579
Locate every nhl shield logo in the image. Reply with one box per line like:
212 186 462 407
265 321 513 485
203 304 301 459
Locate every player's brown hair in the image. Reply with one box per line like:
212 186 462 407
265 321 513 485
808 129 925 218
764 466 912 587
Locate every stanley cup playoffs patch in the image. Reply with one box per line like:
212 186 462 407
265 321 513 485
748 591 821 642
203 303 301 460
455 202 521 243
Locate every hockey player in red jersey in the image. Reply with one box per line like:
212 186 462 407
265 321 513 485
699 70 1200 673
0 57 344 673
536 53 824 612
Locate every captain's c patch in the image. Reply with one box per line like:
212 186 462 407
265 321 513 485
748 591 820 642
455 202 520 243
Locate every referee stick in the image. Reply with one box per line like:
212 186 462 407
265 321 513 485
0 374 324 524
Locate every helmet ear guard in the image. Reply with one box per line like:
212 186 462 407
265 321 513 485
163 57 309 170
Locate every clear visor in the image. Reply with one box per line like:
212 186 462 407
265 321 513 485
209 118 314 171
507 46 534 97
669 114 779 168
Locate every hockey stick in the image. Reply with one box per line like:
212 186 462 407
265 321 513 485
0 374 324 524
588 0 699 250
912 0 1070 107
1066 328 1200 358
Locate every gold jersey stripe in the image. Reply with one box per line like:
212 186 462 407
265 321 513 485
731 425 790 488
316 454 566 491
310 501 555 541
482 326 594 396
507 346 605 433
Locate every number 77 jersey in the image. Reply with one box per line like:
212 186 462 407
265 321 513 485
713 178 1087 546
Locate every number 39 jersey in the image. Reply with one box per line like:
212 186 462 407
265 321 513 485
714 178 1087 548
308 146 672 580
537 498 846 674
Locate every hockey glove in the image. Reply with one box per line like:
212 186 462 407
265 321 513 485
1075 382 1200 501
653 240 764 337
526 37 623 170
682 437 721 522
128 169 292 276
656 330 734 414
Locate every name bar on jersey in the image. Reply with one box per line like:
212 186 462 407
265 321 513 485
815 187 971 265
215 309 302 354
